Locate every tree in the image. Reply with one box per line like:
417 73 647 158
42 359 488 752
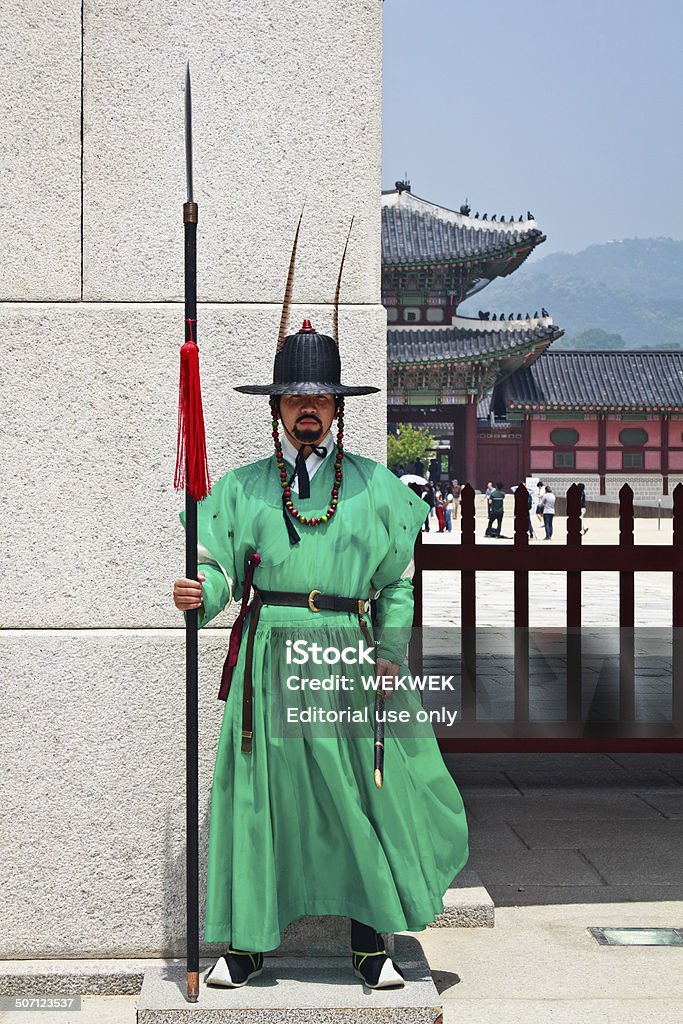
387 424 435 474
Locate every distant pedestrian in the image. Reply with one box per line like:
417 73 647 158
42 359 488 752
451 479 461 520
422 483 435 531
428 457 441 485
577 482 588 535
485 481 506 538
485 481 494 521
526 483 535 539
435 490 446 532
414 457 425 477
444 490 454 532
534 480 545 523
541 485 556 539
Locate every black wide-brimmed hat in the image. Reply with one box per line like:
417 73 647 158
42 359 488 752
234 319 379 396
233 214 380 398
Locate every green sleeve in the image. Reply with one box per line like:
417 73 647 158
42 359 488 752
191 563 232 629
369 465 428 591
368 465 427 664
372 577 414 666
178 472 237 629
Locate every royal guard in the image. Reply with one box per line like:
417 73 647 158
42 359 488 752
173 220 470 991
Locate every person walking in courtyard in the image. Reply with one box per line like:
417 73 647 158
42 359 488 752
422 482 435 530
444 489 454 532
541 484 556 539
534 480 545 524
435 489 446 532
172 257 469 991
485 481 506 537
451 479 461 520
428 456 441 486
526 482 535 539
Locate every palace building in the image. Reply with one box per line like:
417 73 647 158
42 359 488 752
382 184 683 501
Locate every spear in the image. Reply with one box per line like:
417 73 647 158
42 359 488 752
174 62 211 1003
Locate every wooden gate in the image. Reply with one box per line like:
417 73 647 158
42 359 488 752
410 483 683 752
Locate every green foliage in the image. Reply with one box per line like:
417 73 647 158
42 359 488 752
459 238 683 348
386 425 435 473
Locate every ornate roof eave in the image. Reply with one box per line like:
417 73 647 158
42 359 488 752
381 190 547 271
508 402 682 414
387 322 564 369
382 235 546 271
496 334 561 382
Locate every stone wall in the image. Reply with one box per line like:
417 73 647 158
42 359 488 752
531 473 680 506
0 0 384 957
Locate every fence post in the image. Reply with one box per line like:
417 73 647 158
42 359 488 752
409 529 424 684
460 483 476 722
513 484 530 727
566 483 582 725
673 484 683 726
619 484 635 728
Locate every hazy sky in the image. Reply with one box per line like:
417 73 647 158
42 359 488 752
382 0 683 257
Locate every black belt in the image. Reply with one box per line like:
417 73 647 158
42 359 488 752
234 586 371 754
256 588 370 616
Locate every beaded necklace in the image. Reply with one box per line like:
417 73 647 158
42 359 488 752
270 397 345 526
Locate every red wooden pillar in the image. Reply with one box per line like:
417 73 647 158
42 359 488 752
598 414 607 495
452 406 462 482
464 399 477 489
662 414 670 496
522 414 532 478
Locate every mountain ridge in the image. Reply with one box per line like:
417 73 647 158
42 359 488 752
459 237 683 348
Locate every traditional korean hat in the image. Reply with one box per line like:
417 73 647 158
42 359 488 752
233 215 380 397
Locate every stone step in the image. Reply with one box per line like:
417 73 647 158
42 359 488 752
0 962 145 997
137 934 443 1023
0 872 492 1004
437 869 495 928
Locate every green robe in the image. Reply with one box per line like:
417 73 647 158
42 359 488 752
180 447 469 951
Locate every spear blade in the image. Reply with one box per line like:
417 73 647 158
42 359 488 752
185 62 194 204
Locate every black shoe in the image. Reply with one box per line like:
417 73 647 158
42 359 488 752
352 949 405 989
205 948 264 988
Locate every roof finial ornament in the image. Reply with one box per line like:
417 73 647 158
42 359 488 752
276 208 304 355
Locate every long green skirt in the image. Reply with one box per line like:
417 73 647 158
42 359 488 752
204 612 470 951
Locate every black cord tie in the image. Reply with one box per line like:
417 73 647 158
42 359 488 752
282 443 329 545
292 443 328 498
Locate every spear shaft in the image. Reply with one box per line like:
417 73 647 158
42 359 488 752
183 63 200 1003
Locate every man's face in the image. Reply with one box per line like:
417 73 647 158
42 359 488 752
278 393 337 448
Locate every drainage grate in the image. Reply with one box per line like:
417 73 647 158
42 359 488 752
588 927 683 946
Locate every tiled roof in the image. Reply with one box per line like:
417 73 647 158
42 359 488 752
504 351 683 411
381 190 545 266
387 323 562 365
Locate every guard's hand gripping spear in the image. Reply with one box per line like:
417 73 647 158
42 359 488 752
173 63 210 1004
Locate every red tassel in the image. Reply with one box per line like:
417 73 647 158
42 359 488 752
218 553 261 701
174 319 211 501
